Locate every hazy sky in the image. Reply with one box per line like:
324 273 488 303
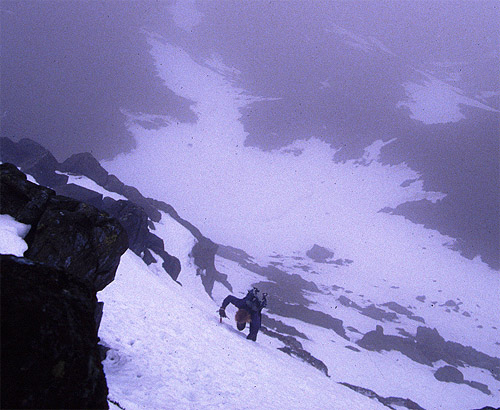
1 0 499 268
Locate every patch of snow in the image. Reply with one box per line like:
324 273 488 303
0 214 30 256
397 72 498 124
56 172 127 201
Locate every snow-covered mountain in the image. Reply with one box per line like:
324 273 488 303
2 138 498 410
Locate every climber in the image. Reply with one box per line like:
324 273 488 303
218 288 268 341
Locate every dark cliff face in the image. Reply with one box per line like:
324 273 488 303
1 255 109 410
0 163 130 409
0 138 229 407
1 163 128 291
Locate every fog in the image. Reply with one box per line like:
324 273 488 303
1 0 498 268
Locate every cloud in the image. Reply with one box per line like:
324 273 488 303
105 37 468 273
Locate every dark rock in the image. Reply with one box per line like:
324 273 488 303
120 185 162 222
347 326 361 334
55 183 105 209
217 244 254 264
261 327 329 377
338 296 400 322
434 365 464 383
103 174 125 194
278 345 330 377
0 137 67 186
99 198 180 278
142 249 157 265
409 315 426 324
145 232 181 279
190 237 231 295
338 295 362 309
306 244 335 263
382 301 414 316
0 163 54 225
1 255 108 409
361 304 399 322
267 300 347 340
261 315 308 339
434 366 492 395
339 381 425 410
25 195 128 291
60 152 110 187
358 325 434 365
465 380 491 395
101 199 150 255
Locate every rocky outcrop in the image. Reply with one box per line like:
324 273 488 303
1 255 109 409
305 244 353 265
1 163 128 291
61 152 109 187
0 137 68 187
260 327 330 377
2 138 182 280
24 194 128 292
100 198 181 280
152 199 231 294
0 163 130 409
2 136 225 290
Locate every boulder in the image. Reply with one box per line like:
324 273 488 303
0 255 108 409
25 195 128 291
1 163 128 291
101 199 150 255
306 244 335 263
434 365 464 383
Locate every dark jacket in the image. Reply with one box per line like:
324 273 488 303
221 295 262 341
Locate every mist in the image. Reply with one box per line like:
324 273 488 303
1 0 499 268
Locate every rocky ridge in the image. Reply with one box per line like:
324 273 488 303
0 137 228 289
1 163 128 409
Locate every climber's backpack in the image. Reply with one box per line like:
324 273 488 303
244 287 267 311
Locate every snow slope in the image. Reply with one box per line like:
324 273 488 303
101 35 500 409
98 250 385 410
213 250 500 410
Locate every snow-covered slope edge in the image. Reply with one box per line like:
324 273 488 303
98 250 386 410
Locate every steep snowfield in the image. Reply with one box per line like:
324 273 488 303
214 251 500 410
102 36 500 409
98 250 385 410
